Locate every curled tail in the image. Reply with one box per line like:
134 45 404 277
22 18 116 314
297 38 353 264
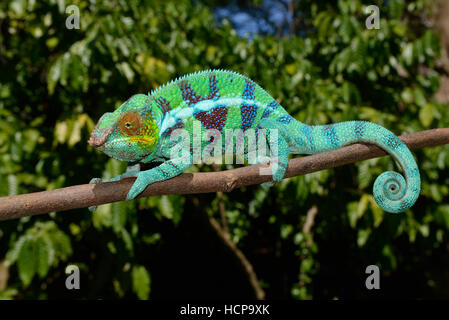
289 120 420 213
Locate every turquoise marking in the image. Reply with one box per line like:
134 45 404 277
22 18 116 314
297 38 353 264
301 125 315 152
354 121 366 138
323 124 340 148
277 115 293 124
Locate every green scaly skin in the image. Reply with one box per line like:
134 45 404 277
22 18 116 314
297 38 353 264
88 70 420 213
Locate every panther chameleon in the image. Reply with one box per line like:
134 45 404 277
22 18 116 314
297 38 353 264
88 69 420 213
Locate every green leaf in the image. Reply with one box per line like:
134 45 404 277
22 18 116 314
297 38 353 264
117 62 135 82
68 119 82 147
369 196 384 228
382 245 397 269
357 229 371 247
413 87 426 107
111 201 127 233
47 58 62 95
419 103 435 127
132 265 151 300
17 238 37 287
389 0 404 19
435 205 449 229
54 120 68 145
36 235 55 278
50 232 72 261
400 88 413 104
0 288 19 300
402 43 413 66
5 236 27 266
120 228 134 253
158 195 174 220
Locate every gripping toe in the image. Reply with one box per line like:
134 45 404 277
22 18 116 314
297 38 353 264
88 178 102 212
89 177 102 184
261 181 275 188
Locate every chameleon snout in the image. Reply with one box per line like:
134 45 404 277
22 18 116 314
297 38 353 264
88 135 104 147
88 127 113 148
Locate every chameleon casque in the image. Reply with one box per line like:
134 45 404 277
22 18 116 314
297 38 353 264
88 69 420 213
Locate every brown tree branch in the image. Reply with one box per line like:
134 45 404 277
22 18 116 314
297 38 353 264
208 216 266 300
302 206 318 241
0 128 448 221
191 197 266 300
202 164 262 297
211 164 230 235
297 206 318 289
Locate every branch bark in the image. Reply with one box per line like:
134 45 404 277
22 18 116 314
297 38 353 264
207 215 266 300
0 128 448 221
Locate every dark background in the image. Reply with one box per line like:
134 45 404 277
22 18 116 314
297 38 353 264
0 0 448 299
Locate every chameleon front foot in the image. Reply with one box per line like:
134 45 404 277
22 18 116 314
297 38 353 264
126 171 153 201
88 177 102 212
88 175 130 212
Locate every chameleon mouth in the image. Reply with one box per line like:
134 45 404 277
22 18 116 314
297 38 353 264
88 127 113 148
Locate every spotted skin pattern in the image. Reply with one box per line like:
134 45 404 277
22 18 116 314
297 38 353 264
88 70 420 213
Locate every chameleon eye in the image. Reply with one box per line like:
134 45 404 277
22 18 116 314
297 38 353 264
118 112 141 136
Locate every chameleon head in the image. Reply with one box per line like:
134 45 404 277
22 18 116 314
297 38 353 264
88 94 159 162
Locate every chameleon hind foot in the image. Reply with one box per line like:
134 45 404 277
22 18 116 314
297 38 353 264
257 119 290 187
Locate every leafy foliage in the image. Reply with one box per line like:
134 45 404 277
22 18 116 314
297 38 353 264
0 0 448 299
5 222 72 287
